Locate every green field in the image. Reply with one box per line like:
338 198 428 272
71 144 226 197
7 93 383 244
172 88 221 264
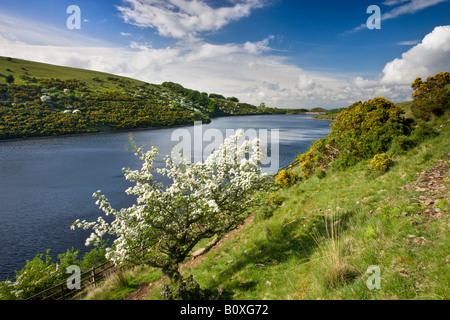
0 56 147 91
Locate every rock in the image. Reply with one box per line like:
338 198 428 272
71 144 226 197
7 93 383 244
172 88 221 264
407 235 416 239
401 212 409 216
192 248 206 258
226 260 234 265
206 237 218 248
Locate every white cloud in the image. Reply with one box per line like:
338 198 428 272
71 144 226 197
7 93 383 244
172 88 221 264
397 40 420 45
0 10 449 110
383 0 409 6
296 74 316 91
382 0 449 21
117 0 263 39
380 25 450 84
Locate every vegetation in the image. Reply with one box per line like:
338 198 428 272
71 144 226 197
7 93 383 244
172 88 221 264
0 57 294 140
411 71 450 120
71 131 270 298
297 97 411 178
0 243 108 300
77 71 448 301
1 62 448 301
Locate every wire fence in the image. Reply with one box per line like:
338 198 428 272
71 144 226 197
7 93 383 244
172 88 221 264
26 260 118 300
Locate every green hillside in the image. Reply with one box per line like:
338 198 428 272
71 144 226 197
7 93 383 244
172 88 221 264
0 56 147 90
79 74 449 301
0 56 284 140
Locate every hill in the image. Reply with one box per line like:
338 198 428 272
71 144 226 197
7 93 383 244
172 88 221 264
0 56 285 140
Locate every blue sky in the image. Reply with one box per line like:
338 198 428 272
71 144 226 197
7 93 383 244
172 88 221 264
0 0 449 109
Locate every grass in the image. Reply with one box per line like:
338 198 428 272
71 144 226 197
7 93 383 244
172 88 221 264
112 110 448 301
0 56 148 91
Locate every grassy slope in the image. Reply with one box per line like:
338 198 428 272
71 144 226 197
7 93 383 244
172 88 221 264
0 56 147 91
181 112 449 300
85 107 449 300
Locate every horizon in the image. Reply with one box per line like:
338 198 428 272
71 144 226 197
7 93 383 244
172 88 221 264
0 0 449 109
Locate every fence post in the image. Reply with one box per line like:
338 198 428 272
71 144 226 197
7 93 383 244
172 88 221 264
60 283 65 300
91 266 96 287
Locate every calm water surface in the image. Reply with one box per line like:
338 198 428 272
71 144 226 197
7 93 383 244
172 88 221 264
0 114 331 280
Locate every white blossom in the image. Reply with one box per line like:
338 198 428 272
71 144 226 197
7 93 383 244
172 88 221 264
72 130 268 272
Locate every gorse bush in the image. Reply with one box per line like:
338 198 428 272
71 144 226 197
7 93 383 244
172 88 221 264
275 169 296 187
369 153 393 173
297 97 410 178
411 71 450 120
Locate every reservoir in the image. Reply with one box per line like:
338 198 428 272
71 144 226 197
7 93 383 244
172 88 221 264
0 114 331 281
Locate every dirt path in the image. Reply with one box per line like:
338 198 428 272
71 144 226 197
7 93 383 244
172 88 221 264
401 158 449 219
124 213 255 300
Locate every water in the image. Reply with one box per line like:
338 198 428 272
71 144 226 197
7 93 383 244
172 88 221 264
0 114 331 281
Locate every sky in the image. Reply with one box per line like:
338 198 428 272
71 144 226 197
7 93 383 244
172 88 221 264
0 0 449 109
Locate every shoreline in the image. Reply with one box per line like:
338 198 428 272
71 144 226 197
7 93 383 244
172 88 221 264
0 113 320 143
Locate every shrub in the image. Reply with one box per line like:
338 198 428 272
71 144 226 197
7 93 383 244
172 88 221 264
411 71 450 120
275 169 296 186
161 275 213 300
369 154 393 173
297 97 409 178
410 121 439 144
269 192 283 205
0 243 107 300
389 135 416 154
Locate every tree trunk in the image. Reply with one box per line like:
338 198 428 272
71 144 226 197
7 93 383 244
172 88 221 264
162 265 182 284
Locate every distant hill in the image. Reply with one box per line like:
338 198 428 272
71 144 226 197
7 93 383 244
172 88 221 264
0 56 288 140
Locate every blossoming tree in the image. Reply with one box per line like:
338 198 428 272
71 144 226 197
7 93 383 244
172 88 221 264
72 130 268 283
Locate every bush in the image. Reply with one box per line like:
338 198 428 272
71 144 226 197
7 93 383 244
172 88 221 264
297 97 409 178
269 192 283 205
369 154 393 173
161 275 213 300
389 135 416 154
275 169 296 186
0 243 107 300
410 121 439 144
411 72 450 120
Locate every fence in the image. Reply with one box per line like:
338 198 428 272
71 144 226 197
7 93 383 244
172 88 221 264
26 162 298 300
26 260 118 300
